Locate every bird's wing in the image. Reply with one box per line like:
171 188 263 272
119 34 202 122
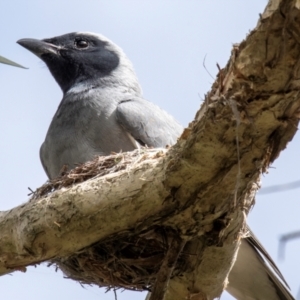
116 97 183 148
227 226 294 300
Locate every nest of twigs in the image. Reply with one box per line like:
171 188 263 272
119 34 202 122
51 227 183 291
30 149 185 292
31 148 166 200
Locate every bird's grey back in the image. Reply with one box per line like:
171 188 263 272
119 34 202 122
40 86 182 179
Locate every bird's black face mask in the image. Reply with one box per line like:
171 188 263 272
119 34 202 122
18 32 120 93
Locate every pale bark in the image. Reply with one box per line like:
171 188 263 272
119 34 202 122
1 0 300 299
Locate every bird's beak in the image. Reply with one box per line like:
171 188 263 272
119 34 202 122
0 55 27 69
17 38 58 58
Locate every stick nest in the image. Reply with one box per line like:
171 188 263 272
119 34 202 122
30 148 185 292
52 227 184 291
31 148 167 200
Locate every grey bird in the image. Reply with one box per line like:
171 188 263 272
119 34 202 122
17 32 294 300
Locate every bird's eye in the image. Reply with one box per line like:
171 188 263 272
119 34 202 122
75 39 89 49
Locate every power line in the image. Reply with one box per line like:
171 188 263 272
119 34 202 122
278 231 300 260
259 180 300 195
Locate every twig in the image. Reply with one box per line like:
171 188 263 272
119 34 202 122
149 237 187 300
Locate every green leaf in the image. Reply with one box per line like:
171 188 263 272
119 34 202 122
0 55 27 69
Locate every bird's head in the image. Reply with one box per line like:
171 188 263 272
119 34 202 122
17 32 142 95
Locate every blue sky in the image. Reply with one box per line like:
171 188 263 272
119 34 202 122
1 1 300 299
